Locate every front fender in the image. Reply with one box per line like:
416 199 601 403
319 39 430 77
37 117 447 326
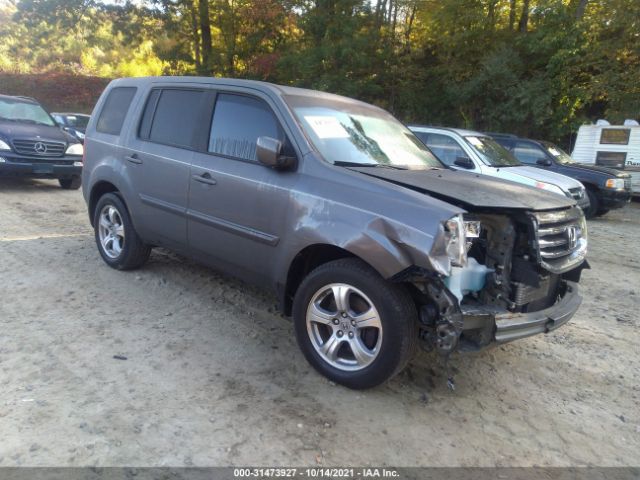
276 194 456 286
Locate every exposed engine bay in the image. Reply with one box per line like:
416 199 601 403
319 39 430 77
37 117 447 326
402 206 588 356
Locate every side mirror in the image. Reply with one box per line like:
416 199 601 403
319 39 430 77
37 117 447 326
256 136 295 170
454 156 474 169
537 158 552 167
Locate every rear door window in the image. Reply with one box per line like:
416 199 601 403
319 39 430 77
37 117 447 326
141 89 206 149
208 93 284 161
96 87 137 135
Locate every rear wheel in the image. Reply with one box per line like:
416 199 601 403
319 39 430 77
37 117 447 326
293 258 417 389
59 176 81 190
94 193 151 270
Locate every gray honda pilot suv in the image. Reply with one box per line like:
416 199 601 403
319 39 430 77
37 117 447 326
83 77 588 389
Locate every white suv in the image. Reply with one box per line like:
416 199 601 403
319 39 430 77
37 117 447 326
409 126 590 211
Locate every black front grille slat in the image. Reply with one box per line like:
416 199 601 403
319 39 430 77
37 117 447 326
12 139 66 157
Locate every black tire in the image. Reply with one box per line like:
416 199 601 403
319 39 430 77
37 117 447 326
58 176 81 190
293 258 418 389
93 192 151 270
595 208 610 217
585 188 599 219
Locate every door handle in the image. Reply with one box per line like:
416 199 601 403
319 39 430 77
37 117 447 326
192 172 217 186
125 153 142 164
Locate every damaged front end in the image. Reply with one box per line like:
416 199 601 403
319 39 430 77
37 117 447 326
397 206 588 356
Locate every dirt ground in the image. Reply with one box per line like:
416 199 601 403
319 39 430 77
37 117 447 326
0 177 638 467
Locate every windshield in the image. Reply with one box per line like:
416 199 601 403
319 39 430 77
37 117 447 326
285 95 442 169
0 98 56 127
464 135 521 167
542 142 575 164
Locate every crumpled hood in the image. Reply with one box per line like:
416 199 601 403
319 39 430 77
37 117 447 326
349 167 575 211
0 120 72 144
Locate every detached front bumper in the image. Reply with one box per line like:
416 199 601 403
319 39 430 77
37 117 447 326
0 153 82 179
461 281 581 347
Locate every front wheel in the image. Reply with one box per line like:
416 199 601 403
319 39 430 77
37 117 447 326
293 258 417 389
94 193 151 270
585 188 599 219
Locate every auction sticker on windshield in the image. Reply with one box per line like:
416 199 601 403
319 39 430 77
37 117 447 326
304 116 350 139
466 136 483 147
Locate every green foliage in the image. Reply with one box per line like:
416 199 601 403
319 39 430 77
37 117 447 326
0 0 638 145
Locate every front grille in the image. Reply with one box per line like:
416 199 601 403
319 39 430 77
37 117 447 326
11 139 66 157
623 177 632 190
533 207 587 274
568 187 584 200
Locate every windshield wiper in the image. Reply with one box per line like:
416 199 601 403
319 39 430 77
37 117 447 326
334 161 380 167
334 161 409 170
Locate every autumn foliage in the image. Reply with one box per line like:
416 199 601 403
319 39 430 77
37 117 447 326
0 73 109 113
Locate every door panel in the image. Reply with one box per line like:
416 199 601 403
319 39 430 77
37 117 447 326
122 87 208 249
187 92 295 285
122 142 193 248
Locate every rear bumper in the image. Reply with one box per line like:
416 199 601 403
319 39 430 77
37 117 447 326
0 154 82 178
600 188 633 209
461 281 581 346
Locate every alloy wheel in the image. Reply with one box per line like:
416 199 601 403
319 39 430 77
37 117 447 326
98 204 125 259
306 283 383 371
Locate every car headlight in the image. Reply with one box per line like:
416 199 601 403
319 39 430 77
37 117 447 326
0 139 11 151
430 215 482 275
535 181 565 196
605 178 625 190
444 215 466 267
65 143 84 155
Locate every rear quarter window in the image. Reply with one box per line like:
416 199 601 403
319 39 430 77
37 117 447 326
96 87 137 135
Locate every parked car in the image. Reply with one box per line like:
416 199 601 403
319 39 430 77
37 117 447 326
571 120 640 196
408 126 591 212
52 112 91 143
0 94 83 189
83 78 588 389
489 133 632 218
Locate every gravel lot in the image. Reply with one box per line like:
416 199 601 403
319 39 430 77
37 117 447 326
0 177 639 467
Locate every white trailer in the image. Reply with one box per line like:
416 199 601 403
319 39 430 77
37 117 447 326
571 120 640 195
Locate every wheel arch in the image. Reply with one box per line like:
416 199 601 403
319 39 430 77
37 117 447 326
88 181 120 226
282 244 369 316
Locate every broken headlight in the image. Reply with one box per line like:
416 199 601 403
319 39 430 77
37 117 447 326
444 215 481 267
445 215 466 267
430 215 483 275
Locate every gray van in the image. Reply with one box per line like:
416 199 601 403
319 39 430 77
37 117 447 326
83 77 588 389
